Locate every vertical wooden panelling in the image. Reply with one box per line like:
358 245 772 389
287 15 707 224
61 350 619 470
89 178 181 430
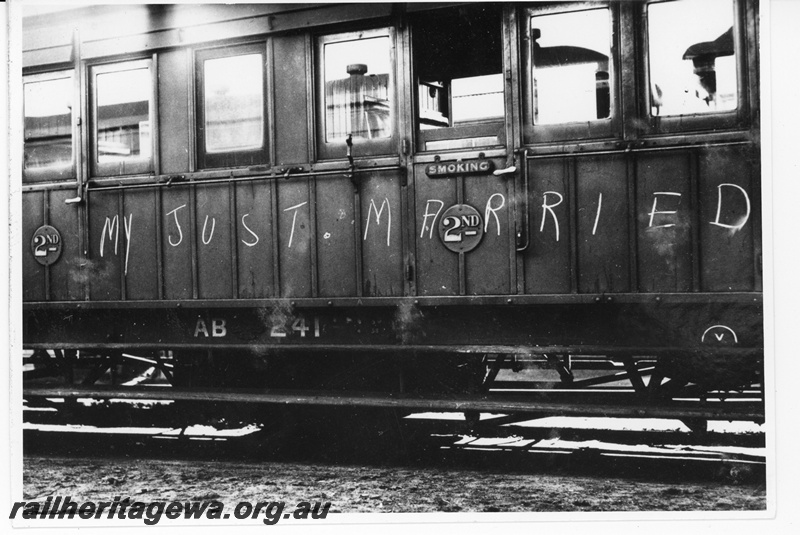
158 49 190 174
315 176 357 297
87 190 122 300
278 180 312 297
576 156 630 293
22 192 45 301
360 172 404 297
524 159 571 294
195 184 233 298
122 189 159 300
235 181 274 298
161 187 193 299
414 167 458 296
698 146 755 291
636 153 693 292
273 35 309 165
49 190 84 300
464 168 512 295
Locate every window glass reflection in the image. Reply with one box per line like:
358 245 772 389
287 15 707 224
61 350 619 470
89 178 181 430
24 74 73 170
648 0 737 116
323 35 391 141
96 67 151 163
204 53 264 152
531 9 612 125
451 74 504 124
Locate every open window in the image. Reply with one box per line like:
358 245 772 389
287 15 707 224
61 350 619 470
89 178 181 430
523 5 618 144
316 28 395 160
23 70 76 183
646 0 743 131
196 43 268 169
412 4 505 151
90 59 155 176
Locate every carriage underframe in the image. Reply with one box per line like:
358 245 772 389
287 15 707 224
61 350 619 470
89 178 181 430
23 298 765 431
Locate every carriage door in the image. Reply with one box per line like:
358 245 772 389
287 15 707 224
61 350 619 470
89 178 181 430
410 4 518 297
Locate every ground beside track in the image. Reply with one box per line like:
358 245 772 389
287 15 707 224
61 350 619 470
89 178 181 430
22 454 765 513
20 406 767 512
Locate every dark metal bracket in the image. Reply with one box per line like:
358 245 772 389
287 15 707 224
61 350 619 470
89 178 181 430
345 133 359 191
514 149 531 252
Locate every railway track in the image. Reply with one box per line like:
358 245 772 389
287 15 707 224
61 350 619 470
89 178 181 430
22 352 765 482
22 395 766 484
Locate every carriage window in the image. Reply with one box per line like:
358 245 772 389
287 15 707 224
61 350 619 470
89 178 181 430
24 71 74 178
531 8 612 125
322 31 392 142
648 0 737 116
94 62 152 165
414 4 503 130
196 44 267 169
204 55 263 152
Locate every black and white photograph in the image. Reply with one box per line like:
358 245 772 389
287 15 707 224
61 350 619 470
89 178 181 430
3 0 798 531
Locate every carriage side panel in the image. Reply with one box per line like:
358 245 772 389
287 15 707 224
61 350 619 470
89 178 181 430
414 167 458 296
635 153 693 293
463 170 513 295
575 155 631 293
278 180 313 297
235 181 275 298
360 171 404 297
88 190 122 301
524 158 571 294
161 187 193 299
196 183 233 298
123 188 160 300
699 145 757 291
315 176 357 297
49 190 83 301
22 192 46 302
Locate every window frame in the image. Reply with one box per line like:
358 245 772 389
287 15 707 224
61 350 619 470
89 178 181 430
194 42 269 170
521 2 622 145
23 69 77 183
89 57 156 178
315 27 397 161
640 0 748 134
411 5 507 152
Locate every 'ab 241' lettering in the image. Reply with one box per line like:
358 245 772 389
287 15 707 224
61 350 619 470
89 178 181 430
194 318 227 338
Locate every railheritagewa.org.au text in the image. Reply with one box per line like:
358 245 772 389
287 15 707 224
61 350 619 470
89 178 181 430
9 496 331 525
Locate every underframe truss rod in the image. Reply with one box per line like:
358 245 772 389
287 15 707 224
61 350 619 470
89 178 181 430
545 354 574 384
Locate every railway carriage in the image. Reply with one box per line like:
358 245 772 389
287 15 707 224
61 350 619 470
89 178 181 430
21 1 763 431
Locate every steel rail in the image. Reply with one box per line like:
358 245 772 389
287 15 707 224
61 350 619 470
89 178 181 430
442 441 765 465
24 386 765 421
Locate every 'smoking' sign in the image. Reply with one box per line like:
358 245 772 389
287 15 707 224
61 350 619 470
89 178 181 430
426 159 494 178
